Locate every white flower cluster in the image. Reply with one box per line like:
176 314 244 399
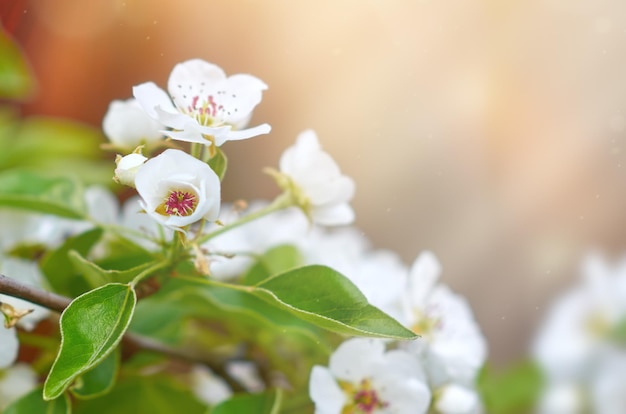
533 252 626 414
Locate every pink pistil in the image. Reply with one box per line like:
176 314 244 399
163 190 197 216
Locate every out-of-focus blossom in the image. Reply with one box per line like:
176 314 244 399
309 338 431 414
532 252 626 414
0 363 37 410
135 149 221 230
433 383 482 414
274 130 355 226
190 365 232 406
133 59 270 147
102 98 164 150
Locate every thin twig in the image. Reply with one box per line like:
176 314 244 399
0 273 245 392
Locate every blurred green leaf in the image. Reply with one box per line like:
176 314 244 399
73 376 206 414
211 389 283 414
477 361 544 414
69 250 158 289
41 228 103 297
242 244 302 285
208 147 227 181
3 386 70 414
0 170 87 218
70 348 119 400
179 265 417 340
0 28 34 100
44 283 137 400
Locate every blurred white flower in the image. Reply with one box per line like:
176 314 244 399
102 98 164 150
0 363 37 410
135 149 221 230
206 201 308 280
190 365 232 406
0 327 18 370
114 152 147 187
309 338 431 414
133 59 270 147
401 252 487 387
276 130 355 226
532 252 626 414
434 383 482 414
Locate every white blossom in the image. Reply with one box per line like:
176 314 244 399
401 252 487 387
190 365 232 406
0 363 37 410
309 338 431 414
103 98 164 150
135 149 221 230
133 59 270 147
434 383 482 414
277 130 355 226
114 152 147 187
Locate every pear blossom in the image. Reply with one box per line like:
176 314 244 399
135 149 221 230
275 130 355 226
190 365 232 406
309 338 431 414
400 252 487 387
133 59 270 147
114 152 147 187
102 98 165 150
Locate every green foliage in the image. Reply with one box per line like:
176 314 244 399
40 228 103 296
477 361 544 414
242 244 302 285
0 111 112 186
208 147 228 181
0 28 34 100
180 265 417 340
73 376 206 414
211 389 283 414
44 283 137 400
0 170 87 219
70 348 120 400
4 387 71 414
69 250 159 289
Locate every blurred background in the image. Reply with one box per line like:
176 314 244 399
2 0 626 367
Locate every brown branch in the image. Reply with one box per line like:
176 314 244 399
0 273 245 392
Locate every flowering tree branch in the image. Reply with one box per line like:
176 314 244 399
0 273 245 392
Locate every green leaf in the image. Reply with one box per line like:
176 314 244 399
41 228 103 297
3 386 71 414
242 244 302 285
180 265 417 340
0 170 87 218
477 361 544 414
70 347 120 400
69 250 158 289
73 376 206 414
0 28 34 100
208 147 228 181
44 283 137 400
211 389 283 414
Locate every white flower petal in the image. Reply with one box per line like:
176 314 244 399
409 251 442 306
102 98 164 148
329 338 384 382
133 82 177 120
309 366 346 414
0 363 37 410
435 384 481 414
0 328 18 369
311 203 355 226
215 123 271 146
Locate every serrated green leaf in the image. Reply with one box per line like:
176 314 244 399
69 250 158 289
0 170 87 218
242 244 302 285
3 386 71 414
41 228 103 297
208 147 227 181
70 347 119 400
211 389 283 414
44 283 137 400
179 265 417 340
73 376 206 414
0 28 34 100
